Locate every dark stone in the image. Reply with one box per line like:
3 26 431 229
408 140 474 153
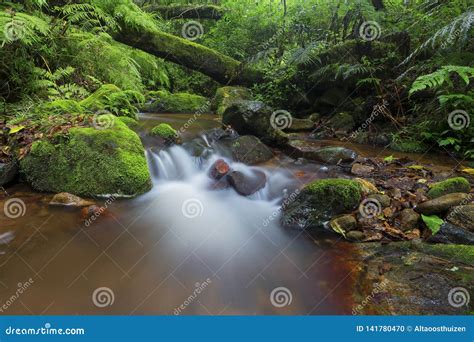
447 204 474 232
286 140 358 165
221 135 273 165
227 170 266 196
426 223 474 245
0 161 18 186
415 193 470 215
208 159 230 179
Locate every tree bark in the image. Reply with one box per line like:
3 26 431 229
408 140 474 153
145 5 224 20
115 26 262 86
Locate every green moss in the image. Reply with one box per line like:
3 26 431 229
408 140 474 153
427 177 471 199
150 123 178 141
118 116 139 130
390 140 429 153
305 179 362 210
20 115 151 197
144 91 209 113
327 112 355 131
213 86 252 115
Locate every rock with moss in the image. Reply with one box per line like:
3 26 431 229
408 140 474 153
118 116 139 130
220 135 273 165
213 86 252 115
390 139 429 153
427 177 471 199
143 91 209 113
0 160 18 186
150 123 179 144
222 100 288 146
282 178 362 229
327 112 355 131
20 115 152 197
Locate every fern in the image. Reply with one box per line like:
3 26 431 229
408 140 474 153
409 65 474 95
0 10 49 46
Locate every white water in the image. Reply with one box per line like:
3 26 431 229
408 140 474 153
142 145 294 240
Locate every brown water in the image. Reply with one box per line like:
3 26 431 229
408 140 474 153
0 113 356 315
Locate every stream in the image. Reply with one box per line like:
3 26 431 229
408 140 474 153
0 113 357 315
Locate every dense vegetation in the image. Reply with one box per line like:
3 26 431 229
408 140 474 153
1 0 473 163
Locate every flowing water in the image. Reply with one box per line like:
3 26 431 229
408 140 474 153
0 113 356 315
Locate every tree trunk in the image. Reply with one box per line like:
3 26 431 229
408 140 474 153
115 26 262 86
145 5 224 20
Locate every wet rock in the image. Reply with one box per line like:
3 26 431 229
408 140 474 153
426 223 474 245
351 163 374 176
49 193 95 207
346 230 366 241
227 170 266 196
327 112 355 131
81 205 103 219
367 193 391 208
213 86 252 115
282 178 362 228
330 215 357 232
208 159 230 179
286 141 357 165
415 193 470 215
397 209 420 231
284 119 314 132
427 177 470 199
447 204 474 232
0 161 18 186
221 135 273 165
222 100 288 146
355 178 379 195
203 127 238 142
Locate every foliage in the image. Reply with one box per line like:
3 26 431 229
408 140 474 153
421 214 444 235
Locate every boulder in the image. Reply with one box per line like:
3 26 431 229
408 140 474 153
327 112 355 131
426 223 474 245
221 135 273 165
415 193 470 215
397 208 420 231
0 160 18 186
284 119 314 132
222 100 288 146
447 204 474 232
286 140 358 165
208 159 230 179
213 86 252 115
50 192 95 207
143 91 209 113
21 114 152 197
282 178 362 228
330 215 357 232
150 123 179 144
427 177 471 199
227 170 266 196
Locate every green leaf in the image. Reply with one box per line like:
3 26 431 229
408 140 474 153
421 214 444 235
329 221 346 239
8 125 25 134
384 155 396 163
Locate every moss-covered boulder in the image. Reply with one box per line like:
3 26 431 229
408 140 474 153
20 115 152 197
282 178 362 229
213 86 252 116
150 123 179 144
327 112 355 131
222 100 288 146
118 116 139 130
143 91 209 113
427 177 471 199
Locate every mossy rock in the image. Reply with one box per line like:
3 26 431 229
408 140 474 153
222 100 288 146
213 86 252 116
390 139 429 153
327 112 355 131
20 115 152 197
282 178 362 229
143 91 209 113
118 116 139 130
150 123 178 143
427 177 471 199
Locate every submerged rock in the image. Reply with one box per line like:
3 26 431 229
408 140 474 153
49 192 95 207
227 170 266 196
222 100 288 146
286 141 358 165
282 178 362 228
21 114 152 197
143 91 209 113
415 193 470 215
427 177 471 199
